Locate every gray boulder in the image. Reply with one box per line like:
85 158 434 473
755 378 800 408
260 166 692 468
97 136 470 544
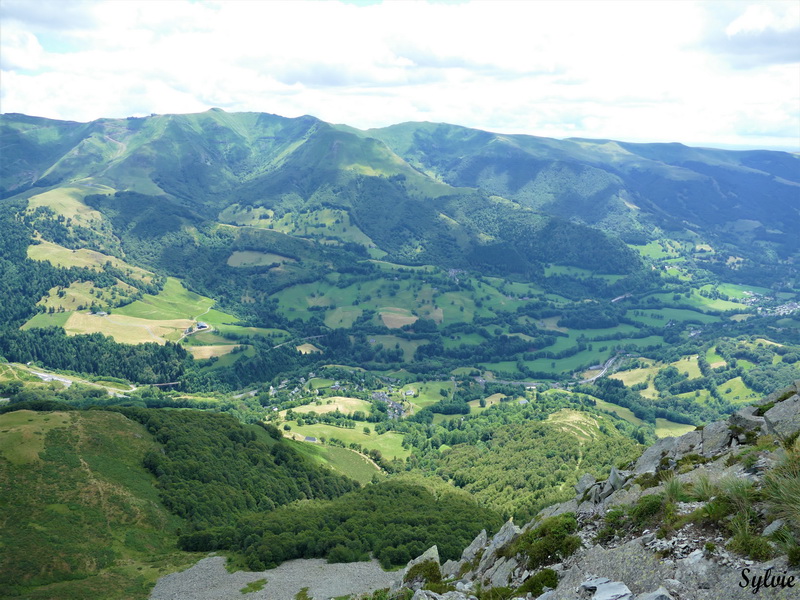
485 556 517 589
764 394 800 439
763 518 785 537
538 498 578 519
490 519 522 552
636 587 674 600
441 559 460 580
592 581 634 600
461 529 487 563
579 578 633 600
701 420 731 457
633 437 676 474
672 430 702 457
576 473 597 497
476 519 521 575
729 406 766 434
607 467 629 491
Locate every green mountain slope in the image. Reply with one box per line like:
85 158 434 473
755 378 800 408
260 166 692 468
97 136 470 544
364 121 800 264
0 409 193 599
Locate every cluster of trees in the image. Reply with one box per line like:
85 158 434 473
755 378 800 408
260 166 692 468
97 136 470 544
0 329 188 384
404 394 642 521
116 408 358 528
180 479 501 570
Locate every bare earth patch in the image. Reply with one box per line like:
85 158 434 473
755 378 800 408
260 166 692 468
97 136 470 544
187 345 240 359
296 343 322 354
380 308 418 329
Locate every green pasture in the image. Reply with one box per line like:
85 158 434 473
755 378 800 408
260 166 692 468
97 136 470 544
627 308 720 327
273 270 541 326
369 334 428 361
629 240 681 260
609 361 660 397
670 355 702 379
307 378 334 390
200 346 256 371
325 306 363 328
0 410 73 465
615 335 665 350
35 280 130 312
705 346 727 367
711 282 773 299
655 419 696 438
717 376 759 405
405 380 454 412
114 277 216 320
223 206 380 250
27 240 153 282
467 392 507 416
443 332 485 350
286 440 382 485
26 186 106 225
591 398 645 426
675 389 714 405
285 423 410 460
22 311 72 330
645 290 746 313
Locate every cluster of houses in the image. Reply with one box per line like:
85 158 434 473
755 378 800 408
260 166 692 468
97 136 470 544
371 391 405 419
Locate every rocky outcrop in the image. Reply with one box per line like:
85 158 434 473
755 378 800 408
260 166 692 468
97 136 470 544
764 394 800 438
390 385 800 600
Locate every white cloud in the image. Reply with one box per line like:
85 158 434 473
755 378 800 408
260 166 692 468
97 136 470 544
1 0 797 150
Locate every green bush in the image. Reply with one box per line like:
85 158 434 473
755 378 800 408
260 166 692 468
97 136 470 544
595 508 625 543
478 586 513 600
515 568 558 596
629 493 665 529
404 560 441 585
508 514 581 570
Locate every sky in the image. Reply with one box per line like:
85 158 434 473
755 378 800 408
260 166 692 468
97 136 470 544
1 0 798 151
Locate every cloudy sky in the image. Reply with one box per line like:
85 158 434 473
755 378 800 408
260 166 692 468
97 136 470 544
1 0 798 150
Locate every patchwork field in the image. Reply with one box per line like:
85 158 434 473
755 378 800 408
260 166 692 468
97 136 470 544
27 240 153 282
113 277 215 321
220 206 382 253
285 423 410 460
62 312 193 344
285 396 372 417
36 280 136 312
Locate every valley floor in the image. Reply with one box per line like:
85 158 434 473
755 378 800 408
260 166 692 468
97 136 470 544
149 556 395 600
